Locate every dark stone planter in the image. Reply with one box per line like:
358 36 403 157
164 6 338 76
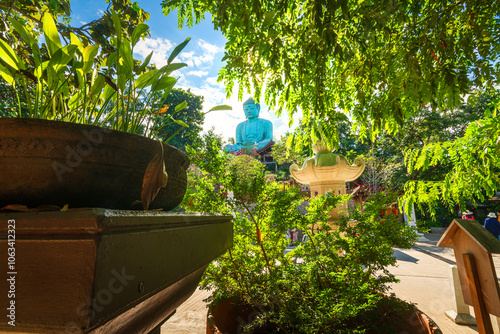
206 297 442 334
0 209 233 333
206 298 257 334
0 118 189 210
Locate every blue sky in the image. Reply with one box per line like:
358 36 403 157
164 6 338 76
70 0 298 142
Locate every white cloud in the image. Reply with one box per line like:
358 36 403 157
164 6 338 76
183 84 227 109
206 76 225 89
198 39 223 54
134 37 174 68
273 114 301 140
181 51 195 59
182 54 214 67
97 9 105 16
187 70 209 77
179 39 223 68
173 84 242 142
175 73 191 89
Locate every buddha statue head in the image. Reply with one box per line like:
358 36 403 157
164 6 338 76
243 98 261 120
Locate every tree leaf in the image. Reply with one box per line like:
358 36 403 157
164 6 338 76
175 100 188 112
0 204 30 212
48 45 78 73
160 80 177 100
8 17 38 47
0 38 20 71
173 119 189 127
42 13 61 57
89 75 106 97
167 37 190 64
111 10 122 47
152 105 169 114
141 147 169 210
70 33 84 51
106 51 118 67
119 39 134 74
152 76 177 91
135 69 159 88
0 63 15 85
208 104 233 112
139 51 154 72
166 63 188 72
82 45 99 73
103 82 117 100
132 23 149 46
117 67 128 91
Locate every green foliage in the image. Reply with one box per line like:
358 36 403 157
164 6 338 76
401 96 500 217
0 80 24 117
163 0 500 139
184 135 418 333
229 155 266 180
415 219 443 232
356 94 492 194
0 0 150 57
0 6 192 139
276 170 288 181
271 134 308 166
152 88 205 151
359 147 392 194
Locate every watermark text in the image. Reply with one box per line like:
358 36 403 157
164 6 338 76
6 219 16 326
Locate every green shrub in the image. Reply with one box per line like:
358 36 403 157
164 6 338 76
184 136 418 333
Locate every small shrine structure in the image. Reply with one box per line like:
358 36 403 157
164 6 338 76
290 141 365 219
256 140 275 165
348 185 369 213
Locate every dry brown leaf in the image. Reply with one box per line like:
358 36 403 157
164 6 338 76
152 105 169 115
0 204 30 212
141 150 168 210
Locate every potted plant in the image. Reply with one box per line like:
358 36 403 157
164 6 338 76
0 5 234 333
0 4 229 210
183 135 440 333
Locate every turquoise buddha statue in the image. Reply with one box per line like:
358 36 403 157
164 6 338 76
225 98 273 154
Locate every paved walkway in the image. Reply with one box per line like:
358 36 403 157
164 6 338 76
162 232 500 333
390 232 500 334
161 288 211 334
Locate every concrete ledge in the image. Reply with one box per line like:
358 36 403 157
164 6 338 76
445 310 477 325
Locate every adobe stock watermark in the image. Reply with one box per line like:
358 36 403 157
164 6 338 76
6 219 16 327
60 267 135 334
51 127 112 182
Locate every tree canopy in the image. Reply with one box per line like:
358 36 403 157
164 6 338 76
152 88 205 151
163 0 500 214
163 0 499 136
271 134 307 166
403 102 499 216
